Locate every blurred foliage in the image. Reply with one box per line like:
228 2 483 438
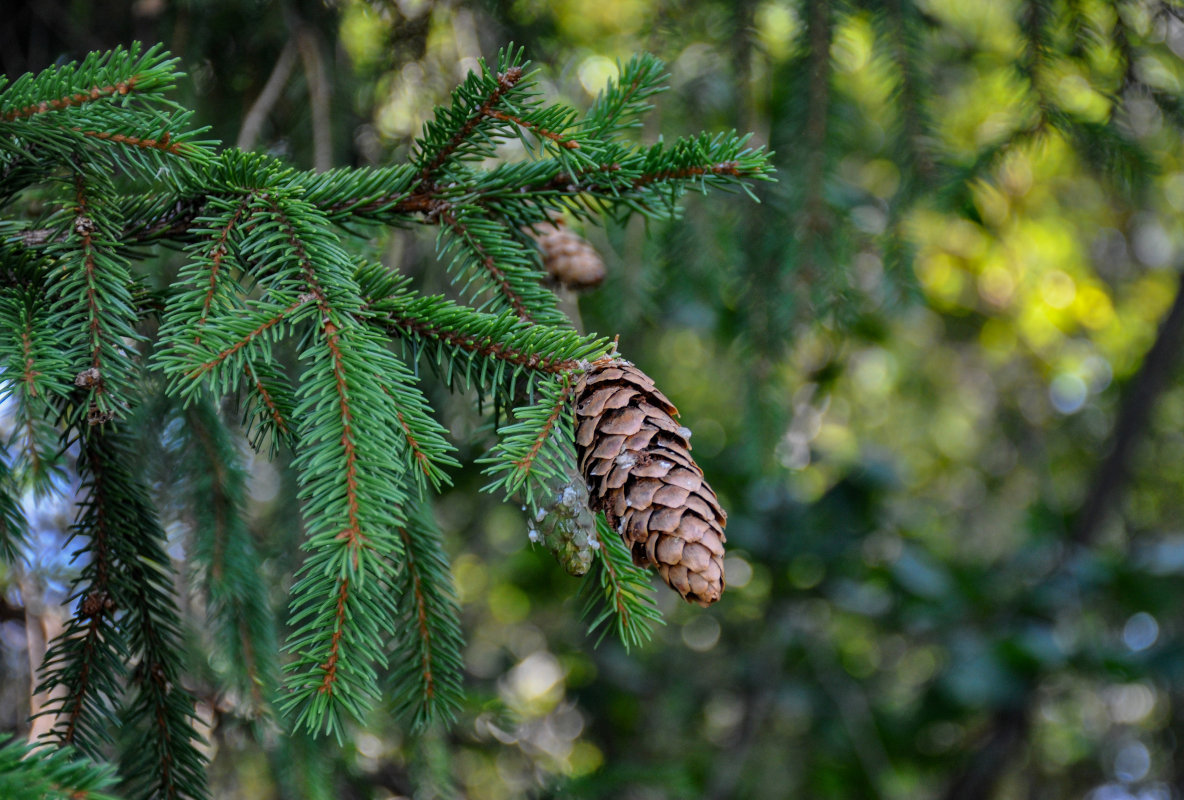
7 0 1184 798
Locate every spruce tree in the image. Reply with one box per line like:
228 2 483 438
0 42 771 798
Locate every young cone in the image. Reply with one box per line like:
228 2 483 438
574 359 727 605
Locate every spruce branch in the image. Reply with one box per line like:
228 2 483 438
360 272 610 396
0 43 181 122
390 505 465 731
44 170 143 424
580 514 662 649
0 734 120 800
180 400 279 717
581 53 669 139
37 428 208 800
412 47 528 187
241 359 296 455
0 268 71 494
0 455 28 564
480 374 578 506
1 41 774 764
36 435 130 760
437 206 560 323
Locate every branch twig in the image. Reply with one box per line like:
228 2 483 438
237 40 299 153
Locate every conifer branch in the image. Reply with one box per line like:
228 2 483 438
37 435 125 759
439 209 535 321
486 109 580 149
73 127 187 155
414 64 525 188
3 41 773 766
195 196 252 342
390 508 464 730
512 378 574 474
0 734 120 800
631 160 744 188
481 375 579 505
0 458 27 564
243 362 292 438
580 514 662 649
2 78 142 122
184 296 312 383
36 430 208 798
181 400 278 714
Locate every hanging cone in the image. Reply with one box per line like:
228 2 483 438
573 358 727 606
523 213 606 290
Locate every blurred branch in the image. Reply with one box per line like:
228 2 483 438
801 0 833 243
1069 271 1184 545
939 706 1030 800
236 39 298 153
295 27 332 171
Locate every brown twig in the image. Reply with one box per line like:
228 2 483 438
236 40 299 153
295 28 333 172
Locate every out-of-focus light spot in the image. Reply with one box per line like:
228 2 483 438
339 1 386 69
1123 612 1159 651
724 554 753 589
777 431 811 470
978 263 1015 307
568 740 603 777
503 651 564 707
840 634 881 678
1083 354 1113 393
1132 218 1174 267
1075 285 1115 329
1050 373 1087 414
1056 73 1110 121
789 553 825 589
832 19 873 73
489 584 530 623
1114 741 1151 783
852 348 896 395
917 252 964 304
999 152 1033 196
681 615 721 652
1040 270 1077 309
355 731 383 759
577 55 619 96
1104 684 1156 724
755 1 800 61
979 318 1017 357
453 554 487 605
704 691 745 744
248 458 280 504
1165 172 1184 212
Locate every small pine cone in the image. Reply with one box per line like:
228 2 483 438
574 359 727 606
524 214 606 290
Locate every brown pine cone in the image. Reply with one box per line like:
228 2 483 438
573 359 727 606
523 214 606 290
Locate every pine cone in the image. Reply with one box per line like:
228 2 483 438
574 359 727 606
524 214 605 290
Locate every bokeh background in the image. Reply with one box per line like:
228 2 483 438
5 1 1184 798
